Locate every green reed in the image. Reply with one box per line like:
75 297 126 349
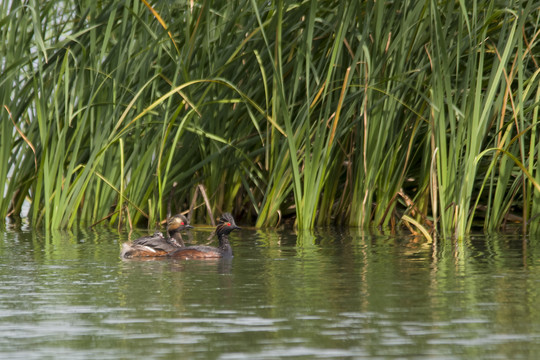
1 0 539 237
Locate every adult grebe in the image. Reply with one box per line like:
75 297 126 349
168 213 240 259
120 214 193 258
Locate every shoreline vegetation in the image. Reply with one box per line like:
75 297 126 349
1 1 539 237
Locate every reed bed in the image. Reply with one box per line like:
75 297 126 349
1 0 539 238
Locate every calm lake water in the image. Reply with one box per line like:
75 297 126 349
1 222 540 359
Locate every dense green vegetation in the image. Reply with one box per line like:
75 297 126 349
1 0 539 237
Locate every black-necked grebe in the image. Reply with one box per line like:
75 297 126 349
121 214 193 258
168 213 240 259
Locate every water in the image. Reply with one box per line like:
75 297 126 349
1 224 540 359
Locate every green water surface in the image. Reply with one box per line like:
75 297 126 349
1 224 539 359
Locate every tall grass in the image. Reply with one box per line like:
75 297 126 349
1 0 539 238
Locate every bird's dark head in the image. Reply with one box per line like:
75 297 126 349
216 213 241 235
167 214 193 232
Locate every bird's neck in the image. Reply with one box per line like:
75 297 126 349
168 230 185 247
217 233 233 257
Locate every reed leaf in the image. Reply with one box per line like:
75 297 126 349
1 0 538 236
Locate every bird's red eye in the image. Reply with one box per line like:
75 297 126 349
227 222 231 226
181 222 185 225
